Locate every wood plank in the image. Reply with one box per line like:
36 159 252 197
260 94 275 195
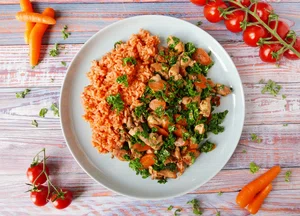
0 44 300 88
0 2 299 45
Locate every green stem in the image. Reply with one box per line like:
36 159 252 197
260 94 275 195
226 0 300 58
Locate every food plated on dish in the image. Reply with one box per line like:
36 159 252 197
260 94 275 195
81 29 232 183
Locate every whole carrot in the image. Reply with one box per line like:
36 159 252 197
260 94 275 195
236 165 280 208
16 11 56 25
247 184 273 214
29 8 55 66
20 0 35 44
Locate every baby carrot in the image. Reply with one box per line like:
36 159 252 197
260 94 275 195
247 184 273 214
29 8 55 66
16 11 56 25
140 154 156 168
236 165 281 208
20 0 35 44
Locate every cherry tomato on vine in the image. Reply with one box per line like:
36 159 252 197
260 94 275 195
225 10 248 33
190 0 207 6
243 25 269 47
259 44 283 63
269 20 290 40
27 162 50 185
203 1 227 23
30 185 49 206
284 37 300 60
51 189 73 210
228 0 251 8
250 2 273 23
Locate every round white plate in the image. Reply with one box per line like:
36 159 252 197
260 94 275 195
60 15 245 200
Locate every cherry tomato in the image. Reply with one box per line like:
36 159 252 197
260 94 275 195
30 185 49 206
284 37 300 60
229 0 251 8
51 189 73 210
259 44 283 63
203 1 227 23
250 2 273 23
190 0 207 6
243 25 269 47
27 162 50 185
269 20 290 40
225 10 247 33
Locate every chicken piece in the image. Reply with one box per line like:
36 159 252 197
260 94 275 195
199 96 212 117
131 149 142 159
138 133 163 151
174 146 181 159
147 113 163 128
149 99 166 111
192 95 201 106
155 47 168 63
169 62 182 81
151 63 169 79
182 150 200 166
167 36 184 54
181 97 193 106
194 124 205 135
174 138 189 147
207 79 215 88
164 156 177 165
192 48 212 66
216 83 232 96
177 161 185 175
149 74 162 82
112 149 129 161
157 170 177 179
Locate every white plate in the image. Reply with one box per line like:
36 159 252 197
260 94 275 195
60 15 245 200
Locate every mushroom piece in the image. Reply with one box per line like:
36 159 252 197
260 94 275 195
194 124 205 135
199 96 212 117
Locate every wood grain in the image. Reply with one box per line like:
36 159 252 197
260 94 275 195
0 2 299 45
0 44 300 88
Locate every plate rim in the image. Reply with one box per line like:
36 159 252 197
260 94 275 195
59 14 245 200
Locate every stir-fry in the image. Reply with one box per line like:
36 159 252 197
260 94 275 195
112 35 232 183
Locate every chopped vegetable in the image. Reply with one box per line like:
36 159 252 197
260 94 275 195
218 191 223 196
49 43 59 57
123 57 137 65
249 162 260 174
216 211 220 216
39 108 48 118
200 141 215 153
242 149 247 153
283 123 288 126
32 120 38 127
196 21 203 26
61 25 70 40
285 170 292 182
236 165 281 208
207 110 228 134
250 133 262 143
128 158 150 179
106 93 124 113
168 205 174 211
51 103 59 117
61 61 67 67
16 88 31 98
187 199 202 215
16 11 56 25
114 41 122 48
282 94 286 99
20 0 34 44
174 208 182 216
116 75 129 87
247 184 273 214
261 80 281 96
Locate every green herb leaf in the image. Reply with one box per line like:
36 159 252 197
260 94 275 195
249 162 260 174
155 106 164 117
200 141 215 153
174 208 182 216
185 42 196 56
169 56 178 66
51 103 59 117
285 170 292 182
187 199 202 215
242 149 247 153
123 154 130 161
196 21 203 26
259 79 265 84
61 25 70 40
216 211 221 216
49 43 59 57
261 80 281 97
218 191 223 196
32 120 38 127
114 41 122 48
158 179 167 184
129 158 150 179
168 205 174 211
16 89 31 98
282 94 286 99
207 110 228 134
61 61 67 67
123 57 137 66
106 93 124 113
134 104 148 118
39 108 48 118
250 133 262 143
116 75 129 87
283 123 288 127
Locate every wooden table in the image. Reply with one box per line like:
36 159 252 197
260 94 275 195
1 0 300 215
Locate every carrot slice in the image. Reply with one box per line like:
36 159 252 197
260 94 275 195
20 0 35 44
236 165 281 208
149 99 166 111
149 80 166 92
174 114 187 127
140 154 156 168
29 8 55 66
16 11 56 25
132 143 151 152
247 184 273 214
154 126 169 137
